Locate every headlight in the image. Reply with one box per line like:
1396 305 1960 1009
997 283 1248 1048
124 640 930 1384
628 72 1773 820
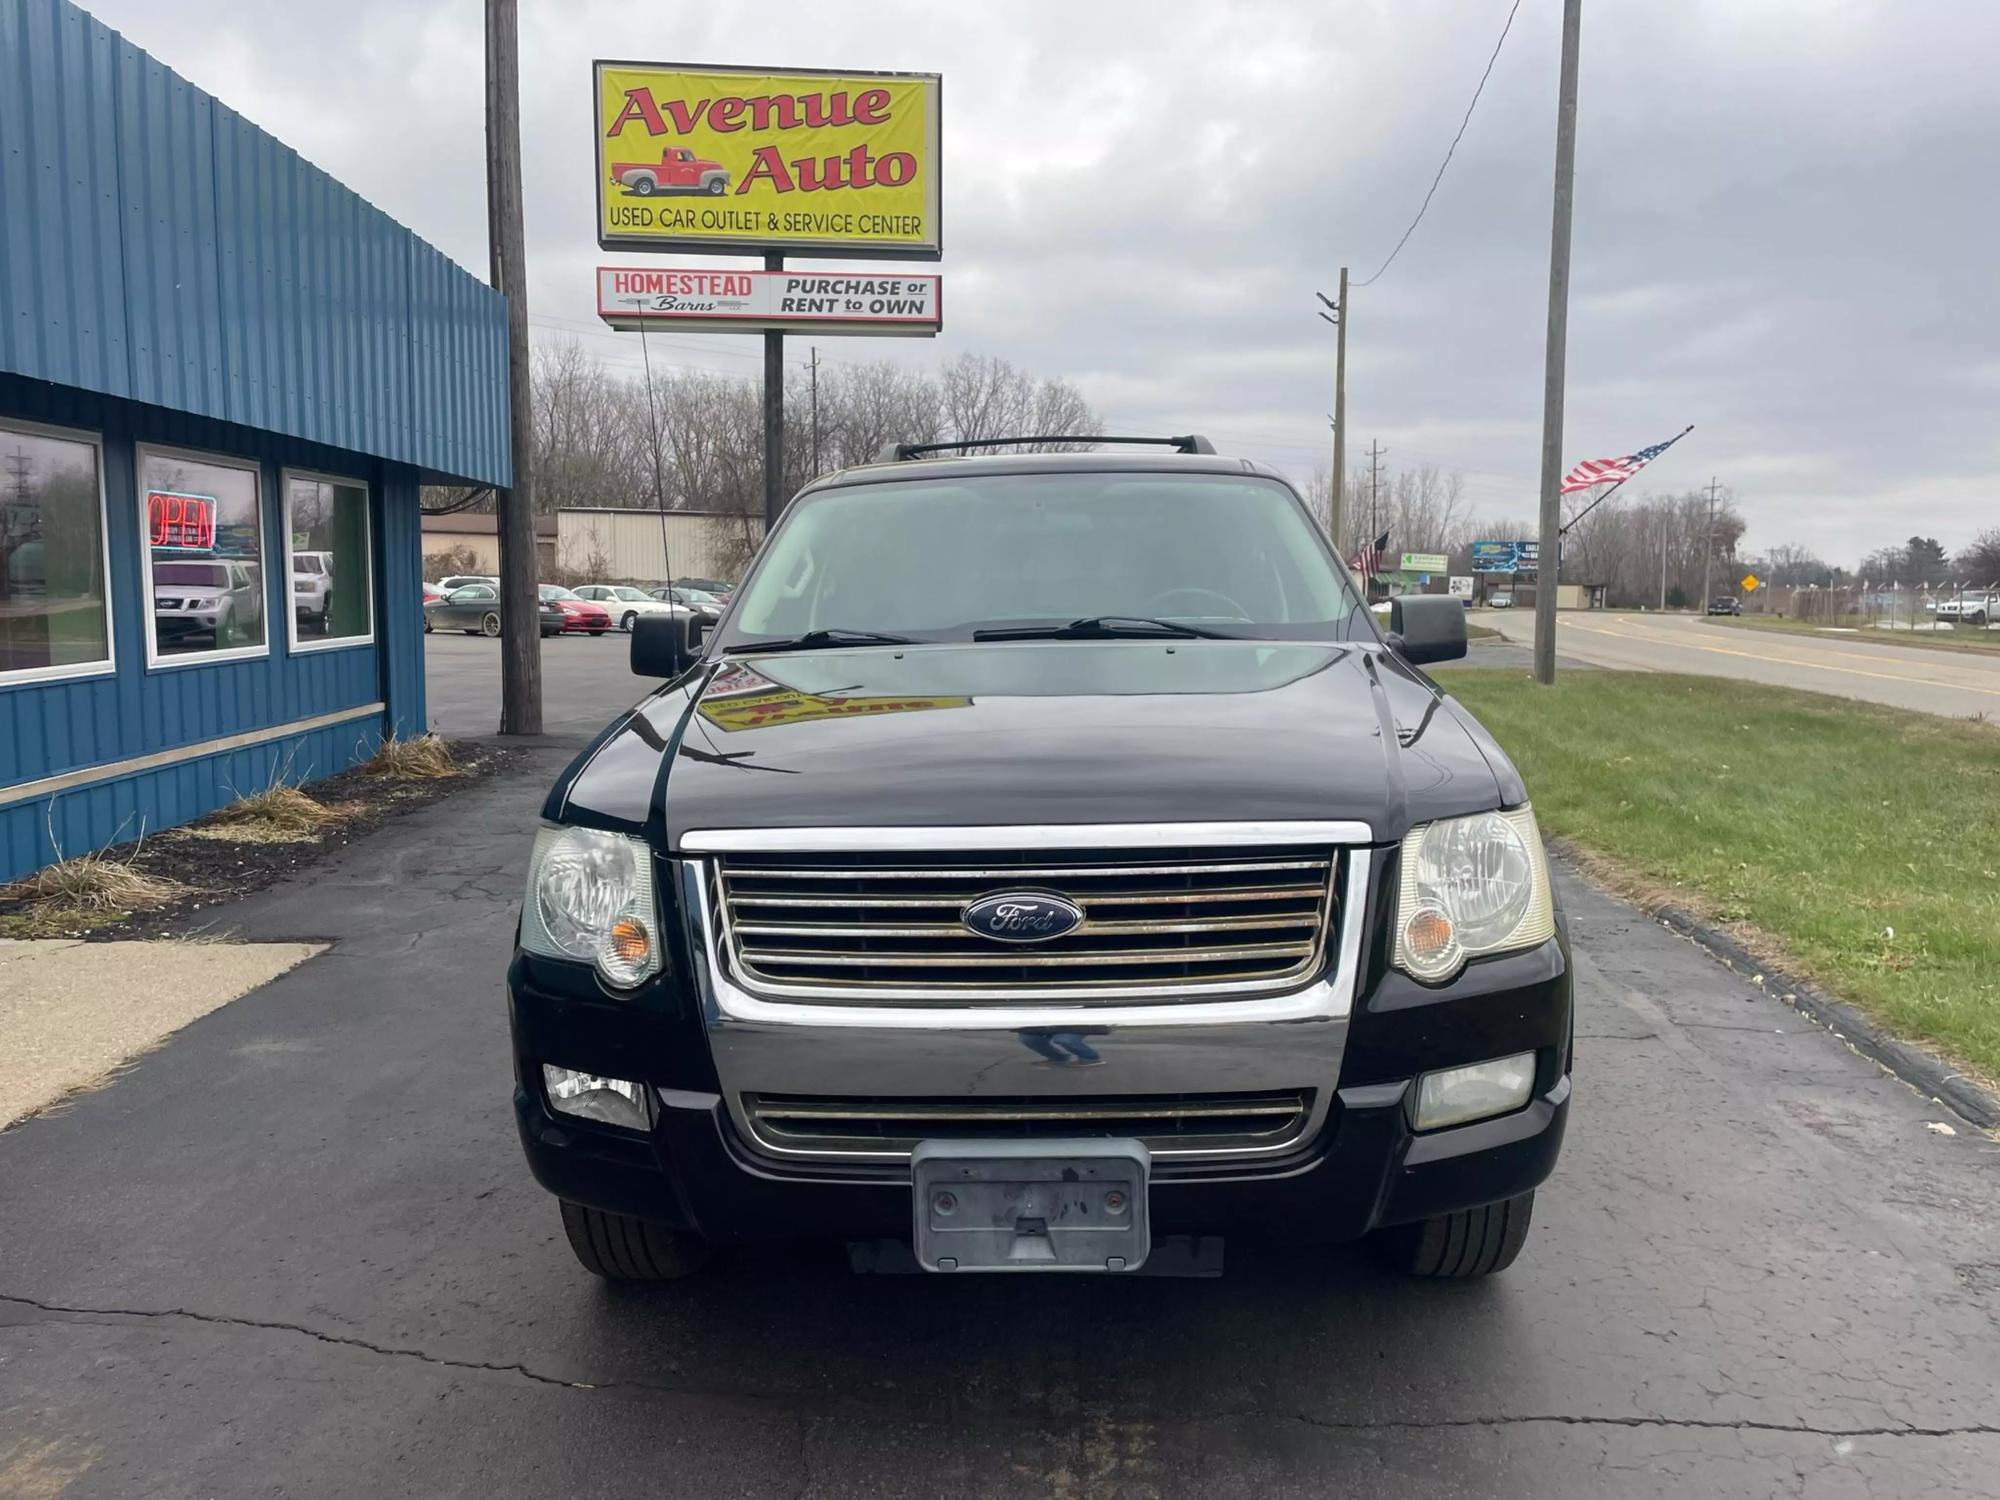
1393 806 1554 981
520 825 663 990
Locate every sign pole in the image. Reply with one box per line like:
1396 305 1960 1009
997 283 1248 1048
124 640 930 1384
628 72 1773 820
487 0 541 735
763 252 785 533
1533 0 1583 686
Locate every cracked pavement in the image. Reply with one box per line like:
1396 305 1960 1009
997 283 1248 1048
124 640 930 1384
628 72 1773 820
3 646 1999 1498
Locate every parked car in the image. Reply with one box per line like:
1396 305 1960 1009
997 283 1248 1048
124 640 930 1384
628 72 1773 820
675 576 736 605
539 585 612 635
152 558 262 646
648 584 723 620
609 145 728 197
1935 594 1992 624
424 582 561 638
1486 590 1514 609
1707 596 1742 616
512 434 1570 1287
570 584 688 632
437 574 499 594
292 549 334 632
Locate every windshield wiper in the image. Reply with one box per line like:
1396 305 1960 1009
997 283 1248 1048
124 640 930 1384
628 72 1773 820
729 628 920 654
971 615 1240 642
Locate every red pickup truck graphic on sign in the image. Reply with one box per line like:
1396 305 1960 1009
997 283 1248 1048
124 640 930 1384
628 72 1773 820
609 146 730 197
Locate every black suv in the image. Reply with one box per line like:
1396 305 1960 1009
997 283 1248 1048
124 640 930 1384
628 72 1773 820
509 438 1572 1282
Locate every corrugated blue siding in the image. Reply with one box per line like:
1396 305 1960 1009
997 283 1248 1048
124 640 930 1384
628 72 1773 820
0 374 430 881
0 0 509 487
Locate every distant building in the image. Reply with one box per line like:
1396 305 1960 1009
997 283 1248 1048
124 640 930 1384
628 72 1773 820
554 508 763 584
420 512 556 577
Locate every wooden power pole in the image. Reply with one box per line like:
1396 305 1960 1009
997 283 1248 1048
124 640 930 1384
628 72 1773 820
763 253 785 533
486 0 541 734
1331 266 1348 548
1533 0 1583 686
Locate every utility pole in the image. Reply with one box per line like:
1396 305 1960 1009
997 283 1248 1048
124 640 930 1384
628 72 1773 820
485 0 540 735
1532 0 1583 686
1367 439 1386 597
1704 472 1720 608
1312 276 1344 548
809 346 822 476
1330 268 1348 548
763 252 785 535
1659 513 1669 611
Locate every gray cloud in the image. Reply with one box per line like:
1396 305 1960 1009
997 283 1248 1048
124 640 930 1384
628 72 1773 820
85 0 2000 563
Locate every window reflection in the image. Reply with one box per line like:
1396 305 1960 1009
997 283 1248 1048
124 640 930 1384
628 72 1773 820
141 450 265 659
286 475 371 645
0 422 110 681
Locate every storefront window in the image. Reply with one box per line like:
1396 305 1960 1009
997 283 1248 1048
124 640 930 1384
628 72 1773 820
139 447 266 663
0 420 113 686
284 473 372 648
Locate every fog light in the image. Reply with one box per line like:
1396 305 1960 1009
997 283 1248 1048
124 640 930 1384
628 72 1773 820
542 1065 651 1131
1413 1052 1536 1132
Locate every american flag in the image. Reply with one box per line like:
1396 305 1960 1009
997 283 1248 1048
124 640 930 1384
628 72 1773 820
1559 430 1688 494
1349 529 1390 578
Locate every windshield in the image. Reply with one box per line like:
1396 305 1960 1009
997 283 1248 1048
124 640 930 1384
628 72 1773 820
155 563 228 587
722 471 1372 646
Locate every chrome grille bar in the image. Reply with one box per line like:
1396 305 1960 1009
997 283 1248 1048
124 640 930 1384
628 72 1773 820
741 1090 1316 1162
711 843 1341 1003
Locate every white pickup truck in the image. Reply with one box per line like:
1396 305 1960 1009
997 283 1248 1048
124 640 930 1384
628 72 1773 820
1934 593 1993 625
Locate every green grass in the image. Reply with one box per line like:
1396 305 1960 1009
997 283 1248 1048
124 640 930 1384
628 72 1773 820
1709 613 2000 655
1435 668 2000 1085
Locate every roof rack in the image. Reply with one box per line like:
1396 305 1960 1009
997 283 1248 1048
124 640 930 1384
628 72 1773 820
876 434 1217 462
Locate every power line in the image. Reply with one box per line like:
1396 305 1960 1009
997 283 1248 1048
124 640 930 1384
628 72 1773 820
1354 0 1524 289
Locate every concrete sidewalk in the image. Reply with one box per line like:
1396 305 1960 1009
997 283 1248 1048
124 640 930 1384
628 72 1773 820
0 939 322 1127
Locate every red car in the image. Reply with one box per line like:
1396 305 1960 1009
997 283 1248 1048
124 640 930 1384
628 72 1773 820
539 586 612 636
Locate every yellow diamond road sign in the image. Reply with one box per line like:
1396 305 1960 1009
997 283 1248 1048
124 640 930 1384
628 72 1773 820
1741 573 1760 593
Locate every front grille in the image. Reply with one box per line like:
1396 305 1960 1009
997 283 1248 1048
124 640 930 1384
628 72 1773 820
742 1090 1314 1160
711 845 1338 1001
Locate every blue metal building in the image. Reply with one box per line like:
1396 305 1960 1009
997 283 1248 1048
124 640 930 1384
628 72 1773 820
0 0 510 880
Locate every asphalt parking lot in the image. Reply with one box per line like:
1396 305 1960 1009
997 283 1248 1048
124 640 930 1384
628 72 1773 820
423 627 646 743
2 641 1997 1498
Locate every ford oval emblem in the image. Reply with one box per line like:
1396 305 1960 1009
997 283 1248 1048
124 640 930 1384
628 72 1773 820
961 892 1085 944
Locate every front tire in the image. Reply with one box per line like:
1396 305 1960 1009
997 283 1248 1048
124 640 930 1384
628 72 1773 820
1373 1191 1535 1279
559 1201 710 1281
589 629 607 637
705 178 726 196
423 612 433 634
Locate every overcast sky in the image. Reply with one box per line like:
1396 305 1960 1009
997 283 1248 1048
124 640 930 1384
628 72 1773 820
86 0 2000 563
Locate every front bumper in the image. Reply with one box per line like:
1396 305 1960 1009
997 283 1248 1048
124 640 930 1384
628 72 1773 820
508 843 1572 1246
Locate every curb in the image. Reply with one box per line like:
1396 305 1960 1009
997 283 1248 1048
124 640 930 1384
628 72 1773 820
1650 905 1998 1130
1552 848 2000 1131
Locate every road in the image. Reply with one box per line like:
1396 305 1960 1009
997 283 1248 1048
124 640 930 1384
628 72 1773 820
1 643 1998 1498
1485 609 2000 719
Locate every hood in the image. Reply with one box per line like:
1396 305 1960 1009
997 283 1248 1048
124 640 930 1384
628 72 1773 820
569 639 1509 847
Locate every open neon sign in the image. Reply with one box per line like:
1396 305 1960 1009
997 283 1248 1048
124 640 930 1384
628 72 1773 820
148 490 216 549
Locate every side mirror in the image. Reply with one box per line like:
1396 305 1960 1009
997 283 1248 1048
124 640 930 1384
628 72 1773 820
1386 594 1468 665
631 612 697 678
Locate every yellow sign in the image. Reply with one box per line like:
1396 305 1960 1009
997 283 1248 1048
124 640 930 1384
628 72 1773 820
594 62 942 258
1741 573 1760 592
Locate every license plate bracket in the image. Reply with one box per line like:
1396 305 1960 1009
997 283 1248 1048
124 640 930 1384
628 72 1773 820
911 1138 1151 1273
